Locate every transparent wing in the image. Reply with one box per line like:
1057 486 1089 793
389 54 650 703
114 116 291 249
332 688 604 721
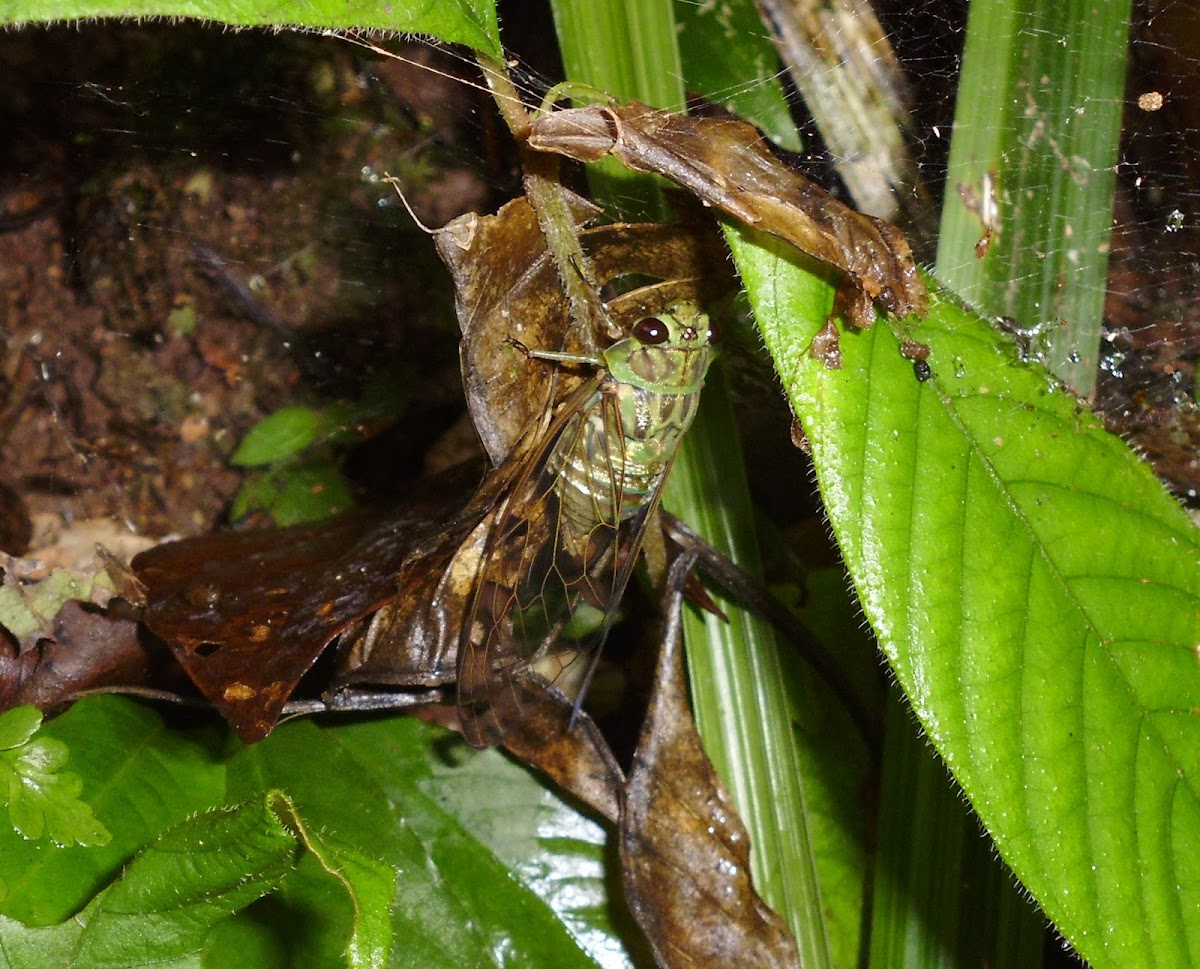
457 375 669 748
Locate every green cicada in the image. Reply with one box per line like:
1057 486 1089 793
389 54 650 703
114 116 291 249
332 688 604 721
457 299 716 748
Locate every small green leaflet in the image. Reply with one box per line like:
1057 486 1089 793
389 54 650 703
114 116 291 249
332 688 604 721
0 796 298 969
0 707 110 849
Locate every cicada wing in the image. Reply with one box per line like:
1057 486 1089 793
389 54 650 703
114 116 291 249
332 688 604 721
458 376 657 748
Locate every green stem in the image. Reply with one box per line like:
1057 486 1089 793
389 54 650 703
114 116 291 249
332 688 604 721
549 0 833 962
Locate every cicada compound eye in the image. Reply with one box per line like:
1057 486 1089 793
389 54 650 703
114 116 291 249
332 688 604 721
632 316 669 345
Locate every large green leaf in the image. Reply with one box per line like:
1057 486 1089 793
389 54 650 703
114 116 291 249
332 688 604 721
734 232 1200 968
0 699 630 966
0 0 501 58
226 716 630 967
0 795 298 969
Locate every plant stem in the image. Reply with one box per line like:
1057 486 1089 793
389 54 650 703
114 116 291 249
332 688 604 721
549 0 833 962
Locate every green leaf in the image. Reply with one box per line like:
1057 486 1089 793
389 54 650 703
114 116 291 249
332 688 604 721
166 301 197 338
0 698 226 926
226 716 626 968
0 0 502 59
0 796 298 969
229 471 280 522
411 728 640 964
736 232 1200 968
0 708 43 751
2 737 109 849
0 707 110 849
270 795 395 969
270 463 356 525
231 463 355 526
0 697 626 966
230 407 328 467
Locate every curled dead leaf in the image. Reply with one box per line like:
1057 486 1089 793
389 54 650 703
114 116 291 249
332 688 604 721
529 101 925 327
436 192 734 466
621 552 800 968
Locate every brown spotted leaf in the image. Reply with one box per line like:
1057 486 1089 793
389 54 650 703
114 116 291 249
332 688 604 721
528 101 925 327
133 463 483 742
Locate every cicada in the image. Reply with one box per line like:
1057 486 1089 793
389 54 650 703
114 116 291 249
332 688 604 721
457 299 715 747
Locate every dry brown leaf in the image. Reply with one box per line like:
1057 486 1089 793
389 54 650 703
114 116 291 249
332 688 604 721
620 554 800 968
133 462 483 742
529 101 925 327
437 192 733 466
489 674 623 825
0 601 171 713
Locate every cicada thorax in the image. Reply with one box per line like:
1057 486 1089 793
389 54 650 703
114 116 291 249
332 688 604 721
458 300 715 747
549 301 711 539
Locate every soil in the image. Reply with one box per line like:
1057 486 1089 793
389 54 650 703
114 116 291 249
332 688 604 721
0 25 500 562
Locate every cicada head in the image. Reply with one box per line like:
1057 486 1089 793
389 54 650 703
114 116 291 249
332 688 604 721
603 300 715 394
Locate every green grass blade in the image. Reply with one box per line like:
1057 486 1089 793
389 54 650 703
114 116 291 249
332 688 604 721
935 0 1131 396
546 0 680 221
665 366 834 967
868 695 1044 969
547 0 681 110
868 695 966 969
550 1 835 962
675 0 801 154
